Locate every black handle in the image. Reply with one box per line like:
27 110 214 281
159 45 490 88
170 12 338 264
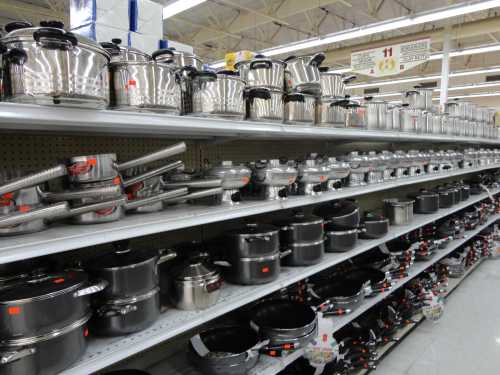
246 88 271 102
284 55 296 62
405 90 419 97
343 75 357 83
6 48 27 65
250 60 272 70
313 184 322 193
100 42 121 55
218 69 239 76
5 21 33 33
33 28 78 49
330 99 350 107
39 20 64 29
0 42 6 54
152 48 175 60
309 53 325 67
112 38 122 45
319 66 330 72
180 65 198 78
364 96 374 101
194 71 217 81
284 94 305 103
278 188 288 198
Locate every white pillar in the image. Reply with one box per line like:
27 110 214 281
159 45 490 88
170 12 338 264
439 29 452 108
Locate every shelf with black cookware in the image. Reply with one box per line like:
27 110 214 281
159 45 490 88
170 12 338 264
0 166 498 265
58 191 498 375
0 102 499 144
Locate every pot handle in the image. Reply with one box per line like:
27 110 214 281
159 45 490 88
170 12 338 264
279 249 292 258
0 165 67 195
4 21 33 33
122 160 184 188
151 48 175 61
37 185 122 203
284 94 305 103
190 334 210 357
249 60 272 69
0 348 36 365
156 250 177 266
203 278 222 293
213 260 232 268
0 202 69 228
246 339 271 360
117 142 186 171
73 280 109 298
342 75 357 84
308 53 325 67
162 178 222 189
245 88 272 102
5 48 28 65
284 55 296 62
245 235 271 243
33 28 78 49
125 188 188 210
194 71 218 81
97 304 137 317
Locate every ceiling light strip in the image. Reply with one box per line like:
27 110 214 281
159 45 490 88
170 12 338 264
163 0 208 19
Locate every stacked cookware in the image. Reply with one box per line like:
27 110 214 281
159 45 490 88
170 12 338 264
206 161 252 205
0 270 106 374
275 212 325 266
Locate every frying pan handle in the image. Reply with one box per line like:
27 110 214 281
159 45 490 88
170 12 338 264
60 198 127 220
0 348 36 364
124 187 188 210
37 185 122 202
73 279 109 298
203 278 222 293
122 160 184 188
117 142 187 171
0 202 69 228
322 308 352 316
0 165 67 195
162 177 222 189
162 187 223 204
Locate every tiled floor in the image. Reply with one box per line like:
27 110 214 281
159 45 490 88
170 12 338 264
373 259 500 375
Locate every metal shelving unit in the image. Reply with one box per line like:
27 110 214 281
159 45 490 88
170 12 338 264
0 102 499 143
147 214 498 375
0 166 497 265
58 192 497 375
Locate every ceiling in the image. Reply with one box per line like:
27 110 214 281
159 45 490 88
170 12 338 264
1 0 500 106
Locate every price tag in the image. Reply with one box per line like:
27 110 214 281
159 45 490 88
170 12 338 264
304 313 339 368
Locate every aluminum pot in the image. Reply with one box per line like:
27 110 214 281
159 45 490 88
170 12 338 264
402 88 433 110
316 97 349 127
2 21 110 108
192 71 245 119
281 240 324 266
216 250 291 285
345 102 367 128
284 53 325 94
224 223 280 258
276 212 324 244
91 288 160 336
0 270 106 339
85 242 177 299
324 228 360 252
295 159 329 195
236 56 285 90
408 191 440 214
0 313 90 375
318 68 356 97
386 105 402 131
383 199 414 225
400 107 424 133
245 88 283 122
283 93 316 125
171 257 222 310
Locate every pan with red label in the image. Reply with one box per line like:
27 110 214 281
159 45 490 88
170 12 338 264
308 277 367 314
0 271 106 339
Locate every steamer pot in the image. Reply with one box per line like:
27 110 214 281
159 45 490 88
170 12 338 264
316 97 349 127
383 199 414 225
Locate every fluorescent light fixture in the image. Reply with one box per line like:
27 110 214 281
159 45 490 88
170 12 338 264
163 0 207 19
259 1 500 57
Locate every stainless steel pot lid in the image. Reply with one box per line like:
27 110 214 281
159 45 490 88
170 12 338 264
207 161 251 179
226 223 279 237
176 260 219 281
0 271 88 304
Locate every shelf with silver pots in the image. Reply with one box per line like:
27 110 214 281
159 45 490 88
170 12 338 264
0 165 498 265
58 191 498 375
0 102 499 144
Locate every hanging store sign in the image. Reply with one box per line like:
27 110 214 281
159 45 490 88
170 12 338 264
351 38 431 77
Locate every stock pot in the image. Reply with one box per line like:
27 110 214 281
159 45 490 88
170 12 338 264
225 223 280 258
155 48 203 70
2 21 110 108
318 68 356 97
276 212 324 244
284 93 316 124
246 88 283 122
236 56 285 90
316 97 349 127
402 88 432 110
284 53 325 94
364 98 388 129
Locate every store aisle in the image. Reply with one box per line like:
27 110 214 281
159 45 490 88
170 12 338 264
373 259 500 375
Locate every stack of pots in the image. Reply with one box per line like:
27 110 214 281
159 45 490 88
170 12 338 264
316 69 356 127
0 270 106 374
283 53 326 125
400 87 434 133
219 223 290 285
84 241 177 335
236 55 286 122
275 211 325 266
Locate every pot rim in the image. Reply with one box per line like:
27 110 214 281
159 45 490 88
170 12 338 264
238 252 280 262
102 287 159 305
325 228 358 235
286 239 325 247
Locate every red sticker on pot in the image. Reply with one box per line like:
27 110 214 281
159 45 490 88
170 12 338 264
18 205 31 212
261 266 270 273
319 175 327 182
68 159 96 176
112 176 122 185
241 176 250 185
53 278 65 284
8 306 21 315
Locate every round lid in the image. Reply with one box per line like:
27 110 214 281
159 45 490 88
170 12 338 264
175 259 218 281
102 39 150 62
208 161 251 177
0 271 87 303
278 212 323 226
226 223 279 236
86 246 157 270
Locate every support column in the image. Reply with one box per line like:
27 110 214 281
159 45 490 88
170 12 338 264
439 28 452 108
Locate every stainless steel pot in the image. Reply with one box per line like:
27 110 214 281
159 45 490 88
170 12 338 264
153 48 203 70
284 53 325 94
344 101 367 128
295 159 329 195
364 98 388 130
316 97 349 127
246 88 283 122
400 107 424 133
323 156 350 190
171 257 222 310
318 69 356 97
383 199 414 225
2 21 110 108
193 71 245 119
402 88 433 110
386 105 402 131
236 56 285 90
206 161 251 205
283 93 316 125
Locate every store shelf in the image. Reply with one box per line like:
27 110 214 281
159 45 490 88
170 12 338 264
1 166 498 265
0 102 499 143
60 193 497 375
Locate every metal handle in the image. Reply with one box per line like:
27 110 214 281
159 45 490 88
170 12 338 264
162 177 222 189
63 198 127 219
122 160 184 188
117 142 187 171
245 236 271 243
156 250 177 266
203 279 222 293
0 202 69 228
0 165 67 195
37 185 122 202
0 348 36 364
162 187 223 204
125 188 188 210
73 280 108 298
97 304 137 317
33 28 78 49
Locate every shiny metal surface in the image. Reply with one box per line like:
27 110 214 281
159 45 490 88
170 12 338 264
400 108 424 133
283 93 316 125
246 88 283 122
172 270 221 311
365 100 388 129
316 97 348 127
207 161 251 190
236 58 285 90
284 53 324 94
251 159 297 187
319 72 355 97
402 88 433 110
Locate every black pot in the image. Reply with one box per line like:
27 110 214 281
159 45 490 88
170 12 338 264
435 189 454 208
0 258 42 282
85 241 176 299
344 268 390 291
276 213 324 244
282 240 324 266
359 213 389 239
310 278 365 313
103 371 151 375
324 228 359 252
409 191 440 214
224 223 280 258
314 200 360 230
0 314 89 375
460 185 470 201
188 325 262 375
446 187 461 205
91 288 160 336
0 271 106 339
